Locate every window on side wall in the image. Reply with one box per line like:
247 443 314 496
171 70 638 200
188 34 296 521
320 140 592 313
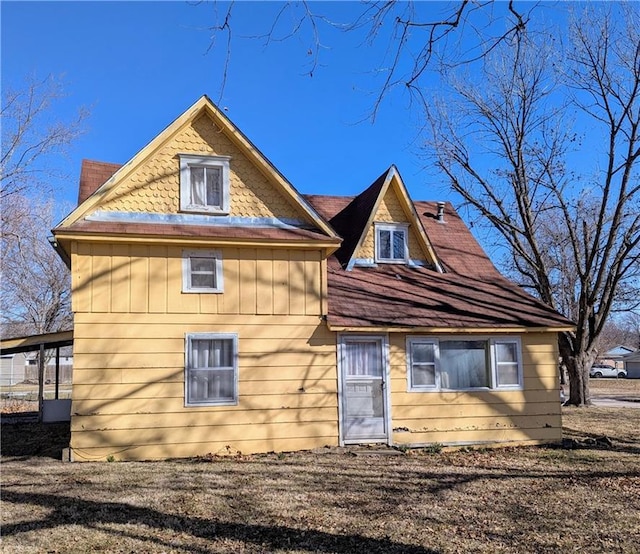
407 337 522 391
375 223 408 263
185 333 238 406
182 249 223 293
179 154 230 214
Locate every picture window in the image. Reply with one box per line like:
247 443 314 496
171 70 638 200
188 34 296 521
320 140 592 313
407 337 523 391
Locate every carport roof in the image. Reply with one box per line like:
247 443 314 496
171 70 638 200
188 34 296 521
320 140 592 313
0 330 73 355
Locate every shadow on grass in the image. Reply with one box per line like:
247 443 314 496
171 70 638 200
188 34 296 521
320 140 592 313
1 489 435 554
560 426 640 455
0 419 70 459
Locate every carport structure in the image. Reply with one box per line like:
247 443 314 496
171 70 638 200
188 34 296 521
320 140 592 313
0 330 73 422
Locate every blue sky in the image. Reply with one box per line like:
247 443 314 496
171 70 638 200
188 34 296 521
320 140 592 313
2 1 460 209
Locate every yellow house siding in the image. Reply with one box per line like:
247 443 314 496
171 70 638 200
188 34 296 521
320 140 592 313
388 332 562 447
96 114 304 222
68 237 334 461
71 243 325 317
70 313 338 461
358 186 424 261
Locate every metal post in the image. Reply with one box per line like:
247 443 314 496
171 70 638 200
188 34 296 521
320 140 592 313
55 347 60 400
38 343 45 422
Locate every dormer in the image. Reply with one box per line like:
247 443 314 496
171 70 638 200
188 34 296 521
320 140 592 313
328 166 443 272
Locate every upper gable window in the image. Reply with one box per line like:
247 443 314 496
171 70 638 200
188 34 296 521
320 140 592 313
179 154 231 214
375 223 408 263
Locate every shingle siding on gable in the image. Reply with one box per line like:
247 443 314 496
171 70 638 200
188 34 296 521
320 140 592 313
95 114 304 221
358 186 425 262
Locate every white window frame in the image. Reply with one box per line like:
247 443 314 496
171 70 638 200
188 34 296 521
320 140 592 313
491 338 524 389
407 336 523 392
407 338 439 390
182 249 224 293
185 333 238 407
179 154 231 214
375 223 408 263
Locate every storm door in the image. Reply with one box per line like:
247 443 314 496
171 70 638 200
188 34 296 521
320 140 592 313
339 336 389 443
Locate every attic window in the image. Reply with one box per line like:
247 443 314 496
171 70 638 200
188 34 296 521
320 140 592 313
179 154 230 214
375 223 408 263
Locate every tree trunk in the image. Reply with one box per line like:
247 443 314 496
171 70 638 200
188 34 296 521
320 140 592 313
559 333 595 406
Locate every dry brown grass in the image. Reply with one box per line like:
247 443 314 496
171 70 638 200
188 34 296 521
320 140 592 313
2 406 639 554
589 377 640 399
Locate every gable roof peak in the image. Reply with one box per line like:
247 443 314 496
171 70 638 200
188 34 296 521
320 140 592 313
57 95 340 241
327 166 442 272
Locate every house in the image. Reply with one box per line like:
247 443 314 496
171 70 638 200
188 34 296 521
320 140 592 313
51 96 574 461
24 352 74 383
623 351 640 379
0 352 27 386
598 345 635 370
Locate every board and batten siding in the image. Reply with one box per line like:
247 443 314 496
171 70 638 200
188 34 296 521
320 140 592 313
388 332 562 447
72 243 324 316
69 242 338 461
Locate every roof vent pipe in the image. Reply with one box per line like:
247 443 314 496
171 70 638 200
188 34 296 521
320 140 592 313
436 202 445 223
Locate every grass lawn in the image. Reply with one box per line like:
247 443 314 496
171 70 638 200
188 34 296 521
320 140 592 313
2 407 639 553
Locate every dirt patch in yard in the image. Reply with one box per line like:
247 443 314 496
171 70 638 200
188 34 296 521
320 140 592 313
1 408 639 553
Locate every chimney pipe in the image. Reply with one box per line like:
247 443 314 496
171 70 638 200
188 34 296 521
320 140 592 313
436 202 445 223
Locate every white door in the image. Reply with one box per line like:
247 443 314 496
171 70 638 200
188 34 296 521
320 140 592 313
339 336 389 443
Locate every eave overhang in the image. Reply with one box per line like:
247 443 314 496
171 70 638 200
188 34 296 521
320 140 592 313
326 324 576 334
52 229 342 254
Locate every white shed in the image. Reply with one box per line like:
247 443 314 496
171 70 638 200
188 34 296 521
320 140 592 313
0 352 27 386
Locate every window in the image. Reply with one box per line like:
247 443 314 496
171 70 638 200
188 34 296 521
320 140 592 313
493 340 521 386
179 154 230 214
408 337 522 391
375 223 408 263
185 333 238 406
407 340 437 388
182 249 223 293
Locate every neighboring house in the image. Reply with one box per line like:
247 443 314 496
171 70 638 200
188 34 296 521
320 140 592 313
598 345 635 370
51 96 574 461
24 354 74 383
624 351 640 379
0 352 27 386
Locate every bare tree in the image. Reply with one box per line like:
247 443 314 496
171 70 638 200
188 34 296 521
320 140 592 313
619 311 640 351
1 195 72 338
426 6 640 405
206 1 536 119
598 314 640 354
1 75 84 339
1 74 86 200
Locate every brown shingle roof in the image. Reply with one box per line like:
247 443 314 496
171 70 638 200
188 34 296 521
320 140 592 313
326 168 389 267
325 257 572 329
415 201 500 277
305 194 573 330
78 160 122 204
71 160 571 330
